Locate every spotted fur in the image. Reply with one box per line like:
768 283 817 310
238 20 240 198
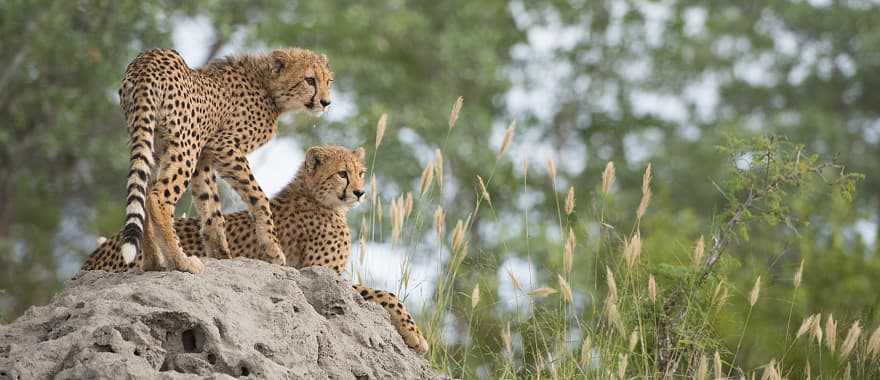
84 145 428 354
117 48 332 274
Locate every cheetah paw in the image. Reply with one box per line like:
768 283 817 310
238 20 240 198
264 242 287 266
206 237 232 259
202 228 232 259
182 255 205 274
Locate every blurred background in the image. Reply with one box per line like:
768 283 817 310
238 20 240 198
1 0 879 376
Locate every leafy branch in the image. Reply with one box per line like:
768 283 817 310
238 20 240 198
657 134 862 375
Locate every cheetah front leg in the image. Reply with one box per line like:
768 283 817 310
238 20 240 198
214 151 286 266
190 157 231 259
352 284 428 354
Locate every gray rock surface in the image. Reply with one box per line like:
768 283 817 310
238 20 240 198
0 258 439 379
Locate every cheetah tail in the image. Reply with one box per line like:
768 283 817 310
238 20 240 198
120 99 156 264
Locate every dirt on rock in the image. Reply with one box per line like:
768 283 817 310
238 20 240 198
0 258 439 379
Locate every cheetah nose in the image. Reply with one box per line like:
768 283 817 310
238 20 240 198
320 99 331 108
353 189 365 199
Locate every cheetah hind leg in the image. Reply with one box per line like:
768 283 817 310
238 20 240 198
146 189 204 273
354 284 428 354
140 211 166 271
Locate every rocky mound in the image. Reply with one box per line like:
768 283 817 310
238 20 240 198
0 259 438 379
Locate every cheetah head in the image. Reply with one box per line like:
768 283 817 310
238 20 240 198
301 145 366 209
268 48 333 117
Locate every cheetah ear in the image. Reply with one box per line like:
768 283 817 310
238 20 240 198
271 50 286 74
353 147 365 161
273 58 285 74
305 146 324 173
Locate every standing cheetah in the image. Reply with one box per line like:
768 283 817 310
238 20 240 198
118 48 332 274
83 145 429 354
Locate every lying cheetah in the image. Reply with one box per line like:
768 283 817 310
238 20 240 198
84 145 429 354
118 48 332 274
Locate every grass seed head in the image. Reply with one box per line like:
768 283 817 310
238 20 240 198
390 197 402 242
605 301 624 335
458 241 470 263
642 162 653 195
497 122 515 160
628 331 638 352
557 274 573 304
714 351 722 379
696 353 708 380
636 163 653 219
565 186 575 215
811 313 824 345
797 314 817 340
617 353 629 380
448 96 463 130
606 266 618 302
794 258 804 289
714 282 729 310
419 161 435 196
507 268 523 291
477 175 491 206
375 113 387 148
404 192 413 217
602 161 616 194
563 228 575 274
433 206 445 238
693 235 705 268
648 275 658 304
529 287 557 298
471 284 480 309
434 149 444 191
840 320 862 359
637 189 652 220
826 314 837 353
579 336 592 366
761 359 780 380
749 276 761 307
546 158 557 183
451 220 465 253
866 324 880 358
624 232 642 270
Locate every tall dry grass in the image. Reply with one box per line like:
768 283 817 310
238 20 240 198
351 97 873 379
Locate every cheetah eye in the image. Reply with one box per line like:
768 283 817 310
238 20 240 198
359 171 365 178
338 171 348 179
305 77 316 86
